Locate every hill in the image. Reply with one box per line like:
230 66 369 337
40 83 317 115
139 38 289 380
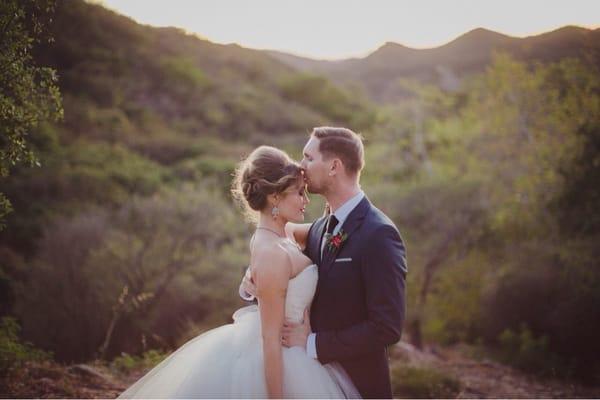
32 0 375 147
268 26 600 102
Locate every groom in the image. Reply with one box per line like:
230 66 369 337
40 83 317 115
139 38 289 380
246 127 407 399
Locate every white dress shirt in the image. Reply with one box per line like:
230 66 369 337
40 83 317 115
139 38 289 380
307 190 365 359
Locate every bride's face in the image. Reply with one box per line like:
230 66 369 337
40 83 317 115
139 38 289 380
277 180 309 223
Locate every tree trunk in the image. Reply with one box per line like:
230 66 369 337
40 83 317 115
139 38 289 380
98 285 128 359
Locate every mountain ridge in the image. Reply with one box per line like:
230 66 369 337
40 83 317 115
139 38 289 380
32 0 376 146
266 25 600 102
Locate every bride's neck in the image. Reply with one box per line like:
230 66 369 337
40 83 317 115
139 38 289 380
256 213 287 237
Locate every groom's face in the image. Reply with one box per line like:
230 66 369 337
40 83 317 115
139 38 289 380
301 137 329 194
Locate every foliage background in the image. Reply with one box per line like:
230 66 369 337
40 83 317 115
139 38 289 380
1 0 599 386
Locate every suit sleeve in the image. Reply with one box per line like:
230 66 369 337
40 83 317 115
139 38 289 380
315 224 407 363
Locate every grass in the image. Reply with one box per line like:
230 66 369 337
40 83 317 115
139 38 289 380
110 349 169 374
391 365 461 399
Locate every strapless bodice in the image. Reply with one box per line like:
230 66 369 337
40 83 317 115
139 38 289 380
284 264 318 323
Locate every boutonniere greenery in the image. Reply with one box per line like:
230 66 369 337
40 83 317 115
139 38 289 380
326 230 348 251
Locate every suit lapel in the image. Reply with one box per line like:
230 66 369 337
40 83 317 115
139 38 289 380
322 197 371 274
309 216 327 267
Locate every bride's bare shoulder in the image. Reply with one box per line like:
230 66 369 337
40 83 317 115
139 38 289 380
251 239 292 285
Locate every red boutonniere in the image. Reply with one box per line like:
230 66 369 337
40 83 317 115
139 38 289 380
326 230 348 251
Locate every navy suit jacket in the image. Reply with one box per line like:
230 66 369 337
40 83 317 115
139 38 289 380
305 196 407 399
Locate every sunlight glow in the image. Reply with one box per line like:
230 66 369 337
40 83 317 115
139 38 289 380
94 0 599 59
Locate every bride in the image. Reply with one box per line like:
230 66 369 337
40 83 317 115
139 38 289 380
118 146 360 398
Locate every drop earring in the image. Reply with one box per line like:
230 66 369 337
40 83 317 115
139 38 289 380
271 205 279 219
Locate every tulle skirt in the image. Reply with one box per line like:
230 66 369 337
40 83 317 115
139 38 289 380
118 305 360 398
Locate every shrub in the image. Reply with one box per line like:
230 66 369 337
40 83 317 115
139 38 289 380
496 324 563 378
278 73 375 130
391 365 461 399
110 349 168 374
0 317 51 375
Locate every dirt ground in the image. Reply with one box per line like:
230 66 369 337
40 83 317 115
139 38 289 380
391 342 600 399
2 343 599 398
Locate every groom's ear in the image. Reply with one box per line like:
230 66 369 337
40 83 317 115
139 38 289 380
330 158 343 176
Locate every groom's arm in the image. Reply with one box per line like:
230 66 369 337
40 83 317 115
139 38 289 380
315 224 407 363
238 267 256 302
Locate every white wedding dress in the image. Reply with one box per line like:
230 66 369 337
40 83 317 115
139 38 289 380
118 264 360 398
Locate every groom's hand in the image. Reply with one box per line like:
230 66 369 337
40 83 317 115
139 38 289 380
282 308 311 349
240 267 257 299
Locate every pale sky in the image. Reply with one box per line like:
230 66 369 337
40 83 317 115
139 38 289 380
96 0 599 60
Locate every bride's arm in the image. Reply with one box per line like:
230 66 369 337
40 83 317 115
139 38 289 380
285 223 311 250
254 247 291 398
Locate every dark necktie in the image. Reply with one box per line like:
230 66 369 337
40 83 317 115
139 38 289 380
321 214 339 261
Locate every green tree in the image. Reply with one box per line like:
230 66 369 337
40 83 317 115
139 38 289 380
94 185 236 358
0 0 63 230
14 184 241 362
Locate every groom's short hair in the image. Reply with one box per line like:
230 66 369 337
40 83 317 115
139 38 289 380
311 127 365 176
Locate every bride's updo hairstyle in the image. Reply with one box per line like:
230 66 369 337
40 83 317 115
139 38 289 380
232 146 303 222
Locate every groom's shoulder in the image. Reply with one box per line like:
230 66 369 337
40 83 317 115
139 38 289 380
363 202 400 235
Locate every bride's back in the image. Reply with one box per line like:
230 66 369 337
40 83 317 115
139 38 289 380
249 234 317 323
